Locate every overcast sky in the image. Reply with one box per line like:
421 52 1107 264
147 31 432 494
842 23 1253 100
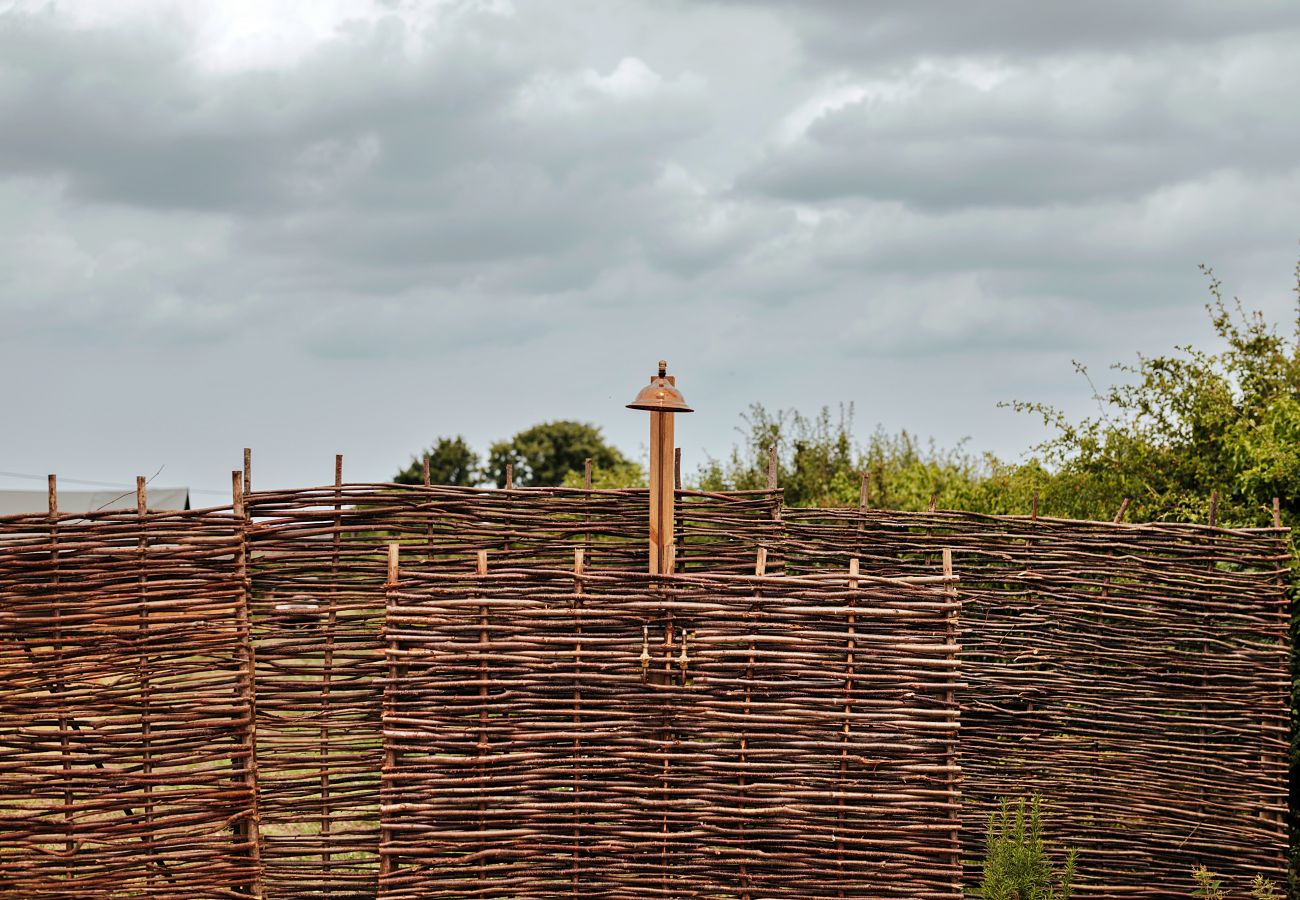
3 0 1299 499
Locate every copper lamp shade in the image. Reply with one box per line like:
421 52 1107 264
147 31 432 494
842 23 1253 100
626 360 693 413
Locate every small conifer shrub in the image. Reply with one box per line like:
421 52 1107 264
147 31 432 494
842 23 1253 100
977 796 1077 900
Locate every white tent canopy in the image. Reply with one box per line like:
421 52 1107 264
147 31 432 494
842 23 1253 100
0 488 191 516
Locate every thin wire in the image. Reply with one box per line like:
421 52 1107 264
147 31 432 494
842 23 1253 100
0 468 227 496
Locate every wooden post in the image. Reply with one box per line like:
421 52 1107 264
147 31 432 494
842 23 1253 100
422 454 431 487
765 445 778 491
649 409 675 574
1208 490 1220 527
243 448 251 496
505 463 514 491
583 458 593 490
1113 498 1130 524
387 543 400 585
631 361 688 575
1032 491 1040 520
673 448 682 491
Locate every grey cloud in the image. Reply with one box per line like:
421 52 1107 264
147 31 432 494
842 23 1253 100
2 0 1299 494
740 43 1300 210
722 1 1300 61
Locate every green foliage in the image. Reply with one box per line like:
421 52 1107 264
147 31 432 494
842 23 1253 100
559 459 648 489
393 435 481 486
693 403 1036 512
1006 263 1300 528
977 796 1076 900
486 420 630 488
1193 866 1226 900
1249 874 1285 900
1190 866 1283 899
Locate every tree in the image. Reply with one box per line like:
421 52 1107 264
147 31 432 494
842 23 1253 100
485 421 631 488
1007 263 1300 527
393 436 480 486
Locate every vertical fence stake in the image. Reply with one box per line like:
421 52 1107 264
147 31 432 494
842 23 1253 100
836 557 859 898
1113 498 1130 524
571 548 584 896
231 470 264 898
136 476 156 887
941 547 960 894
739 549 765 900
243 448 252 496
475 549 489 887
321 456 344 873
379 543 400 885
49 475 73 872
1208 490 1220 527
422 454 430 487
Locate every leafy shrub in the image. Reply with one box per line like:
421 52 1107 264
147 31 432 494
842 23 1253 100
1192 866 1283 899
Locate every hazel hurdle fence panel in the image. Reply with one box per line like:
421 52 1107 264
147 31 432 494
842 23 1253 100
782 507 1291 897
243 483 782 899
378 562 963 900
0 504 262 899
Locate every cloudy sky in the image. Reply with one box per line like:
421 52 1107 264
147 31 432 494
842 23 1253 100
3 0 1299 499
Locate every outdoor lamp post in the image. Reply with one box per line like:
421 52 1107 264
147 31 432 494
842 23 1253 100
627 360 693 574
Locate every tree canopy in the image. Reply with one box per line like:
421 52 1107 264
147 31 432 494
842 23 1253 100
485 420 630 488
1010 263 1300 528
393 435 481 486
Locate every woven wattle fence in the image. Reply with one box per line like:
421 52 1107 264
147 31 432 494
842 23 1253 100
243 483 781 898
0 506 261 900
378 564 963 899
782 508 1291 897
0 480 1290 899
